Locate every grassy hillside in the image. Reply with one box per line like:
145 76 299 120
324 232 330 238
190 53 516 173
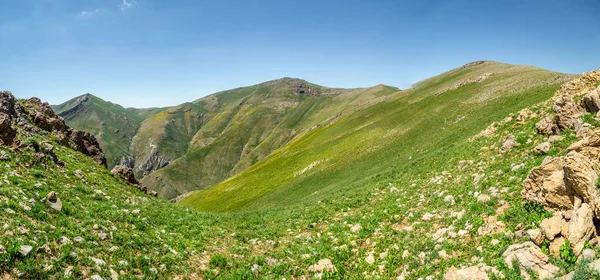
137 79 401 199
6 68 600 279
180 61 574 212
53 94 163 168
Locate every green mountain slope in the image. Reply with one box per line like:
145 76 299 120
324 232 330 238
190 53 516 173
135 79 401 199
179 61 574 212
52 94 163 168
7 67 600 279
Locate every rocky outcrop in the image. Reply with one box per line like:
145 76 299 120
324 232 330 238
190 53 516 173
111 165 139 185
0 91 107 167
546 69 600 131
0 113 16 145
521 69 600 257
111 165 157 197
69 130 107 167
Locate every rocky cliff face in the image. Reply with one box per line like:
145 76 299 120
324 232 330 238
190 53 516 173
0 91 107 167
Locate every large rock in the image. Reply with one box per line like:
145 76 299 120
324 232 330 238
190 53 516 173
502 134 519 151
553 95 584 130
0 113 16 145
582 88 600 113
46 191 62 212
111 165 139 185
563 152 599 215
502 242 560 279
567 203 595 255
536 117 557 135
69 130 107 167
539 213 566 241
522 158 572 211
549 236 566 258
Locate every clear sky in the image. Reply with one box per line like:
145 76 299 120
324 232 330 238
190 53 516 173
1 0 599 108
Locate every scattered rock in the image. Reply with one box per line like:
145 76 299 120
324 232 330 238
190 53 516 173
90 257 106 266
64 266 73 277
527 229 545 246
582 249 596 260
365 253 375 265
45 191 62 212
19 245 32 257
534 142 551 154
36 244 51 254
422 213 434 221
444 264 492 280
536 117 556 135
98 232 108 241
501 134 519 151
59 236 70 245
477 194 490 203
502 242 560 279
308 258 337 273
350 224 362 233
548 135 564 143
74 170 84 179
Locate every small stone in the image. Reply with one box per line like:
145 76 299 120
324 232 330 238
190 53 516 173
477 194 491 203
491 239 500 246
422 213 434 221
5 208 15 214
0 245 5 254
19 245 33 256
438 250 448 259
64 266 73 277
20 202 30 211
150 267 158 274
350 224 362 233
527 229 545 246
98 232 108 240
74 237 84 243
402 250 409 259
118 260 129 266
365 253 375 265
131 209 140 214
90 275 103 280
36 244 51 254
109 246 119 252
90 257 106 266
308 258 337 272
59 236 70 245
45 191 62 211
534 142 551 154
74 170 84 179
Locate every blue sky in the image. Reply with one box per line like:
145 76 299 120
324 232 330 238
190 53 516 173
1 0 599 108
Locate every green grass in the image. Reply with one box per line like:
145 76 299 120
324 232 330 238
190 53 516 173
17 63 595 279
